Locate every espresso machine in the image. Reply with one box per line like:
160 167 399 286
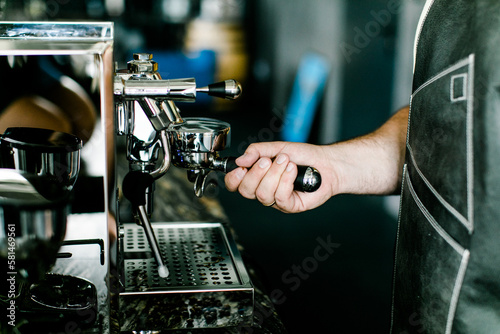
0 21 321 333
113 53 257 331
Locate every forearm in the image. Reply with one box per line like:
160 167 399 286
328 106 409 196
224 106 408 212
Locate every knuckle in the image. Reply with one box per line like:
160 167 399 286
224 175 238 191
238 184 256 200
255 188 269 202
274 194 285 203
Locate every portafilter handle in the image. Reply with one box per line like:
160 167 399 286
212 157 322 193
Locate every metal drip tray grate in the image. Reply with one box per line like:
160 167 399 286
122 222 242 289
118 222 254 331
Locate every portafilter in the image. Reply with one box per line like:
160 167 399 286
168 117 321 196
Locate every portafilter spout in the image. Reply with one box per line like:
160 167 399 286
122 171 169 278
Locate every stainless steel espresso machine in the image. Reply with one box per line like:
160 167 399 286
113 53 256 332
0 21 257 333
0 21 320 333
0 21 114 334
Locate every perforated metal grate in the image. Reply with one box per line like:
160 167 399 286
122 223 241 290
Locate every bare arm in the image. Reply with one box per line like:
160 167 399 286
224 106 409 213
330 105 408 196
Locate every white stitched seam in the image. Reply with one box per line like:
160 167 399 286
445 250 470 334
413 0 436 72
389 164 408 334
450 73 467 102
407 95 413 145
466 54 475 229
412 57 472 98
409 54 475 234
407 144 472 233
406 171 465 255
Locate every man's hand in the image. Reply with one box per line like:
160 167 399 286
224 142 337 213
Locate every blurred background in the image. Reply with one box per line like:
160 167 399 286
0 0 426 332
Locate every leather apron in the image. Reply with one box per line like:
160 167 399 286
391 0 500 333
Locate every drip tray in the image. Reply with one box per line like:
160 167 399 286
118 222 254 331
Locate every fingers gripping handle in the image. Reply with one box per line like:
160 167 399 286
223 157 322 192
122 171 169 278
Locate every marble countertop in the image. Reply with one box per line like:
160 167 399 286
113 166 288 334
11 164 287 333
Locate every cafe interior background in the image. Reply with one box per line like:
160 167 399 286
0 0 427 332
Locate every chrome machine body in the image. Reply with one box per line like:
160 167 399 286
113 53 254 331
0 22 113 333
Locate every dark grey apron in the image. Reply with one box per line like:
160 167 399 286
391 0 500 333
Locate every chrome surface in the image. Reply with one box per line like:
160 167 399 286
0 21 113 333
114 53 239 196
196 79 243 100
168 117 230 169
224 79 243 99
113 53 251 330
136 205 169 278
0 169 69 284
168 117 230 153
0 21 112 40
149 130 171 180
0 128 82 195
0 128 83 286
0 21 113 56
119 222 253 330
0 169 54 205
122 222 248 290
117 78 197 102
193 170 218 198
302 167 322 192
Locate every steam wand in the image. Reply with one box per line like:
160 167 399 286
122 171 169 278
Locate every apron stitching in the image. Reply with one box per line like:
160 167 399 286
445 250 470 334
450 73 468 102
413 0 437 72
406 170 465 255
408 54 475 234
407 144 472 233
466 54 475 228
389 164 409 334
412 56 472 98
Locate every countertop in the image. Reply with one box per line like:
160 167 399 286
113 166 288 334
4 161 287 333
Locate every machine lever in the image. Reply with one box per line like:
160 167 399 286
197 79 242 100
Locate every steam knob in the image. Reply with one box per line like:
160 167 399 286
197 80 242 100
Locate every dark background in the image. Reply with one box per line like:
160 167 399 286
1 0 426 332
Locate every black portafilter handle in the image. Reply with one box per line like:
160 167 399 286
220 157 322 193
